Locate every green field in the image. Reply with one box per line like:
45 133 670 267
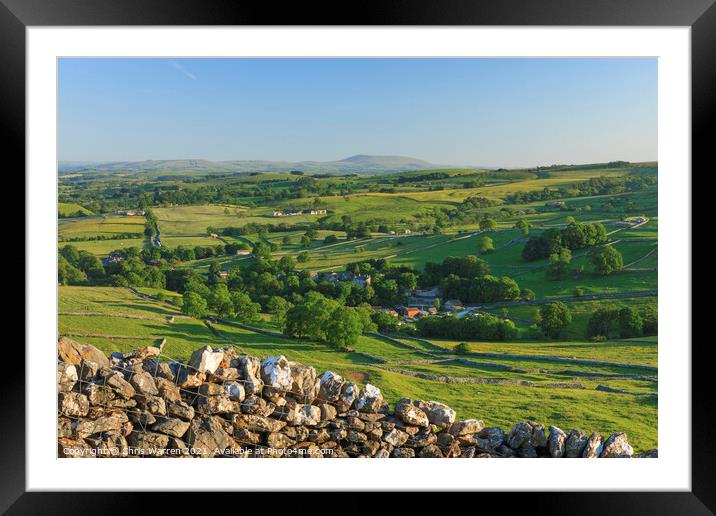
58 162 659 453
58 286 658 451
58 202 93 217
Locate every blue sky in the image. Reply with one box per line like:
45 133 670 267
58 58 657 167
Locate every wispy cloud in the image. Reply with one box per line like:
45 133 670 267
170 61 197 80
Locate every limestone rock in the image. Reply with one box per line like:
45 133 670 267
77 359 100 382
129 371 159 396
155 378 182 403
241 395 274 416
600 432 633 458
449 419 485 436
58 337 110 369
233 414 287 433
394 398 429 428
319 403 337 421
414 400 456 428
260 355 292 391
507 422 532 449
127 431 170 456
82 383 114 406
418 444 444 458
236 356 264 395
565 429 589 458
354 384 384 413
266 432 295 449
223 381 246 402
102 371 136 399
59 392 89 417
289 362 319 401
57 363 78 393
185 416 234 457
582 432 604 458
75 412 128 438
318 371 345 403
477 427 505 449
392 447 415 458
152 417 191 438
187 346 225 374
336 382 359 412
383 428 410 447
288 404 322 426
547 426 567 458
210 367 240 383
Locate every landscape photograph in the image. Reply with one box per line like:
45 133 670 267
56 57 658 459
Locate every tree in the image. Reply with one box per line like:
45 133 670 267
58 255 87 285
252 242 271 259
231 291 260 321
297 251 311 263
479 218 497 232
618 307 643 338
539 302 572 338
278 255 296 273
325 307 363 349
301 235 312 248
454 342 470 354
324 234 338 245
547 247 572 280
282 235 293 245
514 219 530 236
266 296 292 327
479 236 495 254
182 291 208 318
589 245 623 275
586 307 617 339
209 284 235 318
371 311 400 333
520 288 536 301
640 303 658 335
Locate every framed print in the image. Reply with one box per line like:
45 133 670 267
5 0 712 511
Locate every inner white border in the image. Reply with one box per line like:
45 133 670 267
27 27 690 491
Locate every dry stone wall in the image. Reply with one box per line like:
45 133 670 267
57 337 655 459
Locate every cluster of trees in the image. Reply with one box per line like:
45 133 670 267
415 313 518 341
522 221 608 261
283 292 376 349
534 302 573 338
505 173 656 205
59 233 139 243
586 303 657 339
422 256 529 304
58 245 105 284
462 196 499 209
143 209 158 239
222 222 310 237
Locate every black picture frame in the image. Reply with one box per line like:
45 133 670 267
5 0 710 512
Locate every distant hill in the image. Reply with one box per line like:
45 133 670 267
58 155 479 176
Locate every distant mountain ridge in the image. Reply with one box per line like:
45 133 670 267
58 155 479 175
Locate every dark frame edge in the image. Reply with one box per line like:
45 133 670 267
5 0 712 513
691 1 716 512
0 1 26 515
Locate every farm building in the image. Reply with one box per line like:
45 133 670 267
353 275 372 288
401 307 423 319
215 270 229 279
235 249 251 256
101 252 125 267
272 209 327 217
443 299 464 312
118 209 146 216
